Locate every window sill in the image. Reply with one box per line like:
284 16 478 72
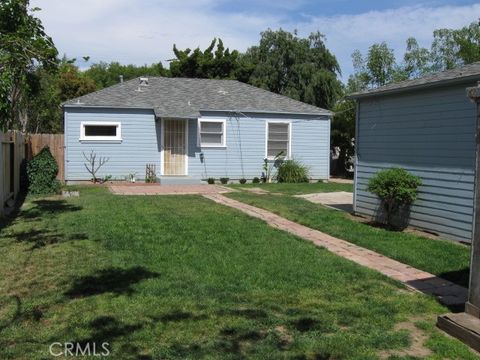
199 145 227 148
265 157 289 161
79 139 123 144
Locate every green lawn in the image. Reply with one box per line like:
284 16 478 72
228 181 353 195
226 191 471 288
0 187 477 359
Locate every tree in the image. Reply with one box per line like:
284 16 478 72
331 98 355 176
169 38 240 79
402 37 431 78
85 61 168 89
0 0 57 130
350 42 398 89
26 59 96 133
244 29 342 109
431 20 480 71
57 62 96 102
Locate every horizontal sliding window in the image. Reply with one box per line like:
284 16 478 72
80 122 122 141
198 119 226 147
266 122 290 159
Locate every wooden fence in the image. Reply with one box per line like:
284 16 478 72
27 134 64 181
0 131 27 216
0 132 65 216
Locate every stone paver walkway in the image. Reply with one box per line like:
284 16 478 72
204 193 467 306
297 191 353 212
109 184 232 195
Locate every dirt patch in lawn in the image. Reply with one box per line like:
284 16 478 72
243 187 271 194
378 317 431 359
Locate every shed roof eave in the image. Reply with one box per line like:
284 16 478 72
348 74 480 100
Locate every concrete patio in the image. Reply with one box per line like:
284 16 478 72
296 191 353 212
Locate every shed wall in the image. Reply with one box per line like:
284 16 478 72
355 83 477 243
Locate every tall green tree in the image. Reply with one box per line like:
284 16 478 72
431 20 480 70
169 38 240 79
27 59 96 133
331 97 355 176
244 29 342 109
85 61 168 89
402 37 431 78
350 42 398 89
0 0 57 130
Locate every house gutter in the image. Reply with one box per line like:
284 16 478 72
62 104 154 111
199 108 332 117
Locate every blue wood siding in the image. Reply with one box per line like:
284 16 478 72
65 108 330 182
188 113 330 179
64 107 160 181
354 83 477 243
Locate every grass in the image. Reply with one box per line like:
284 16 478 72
226 191 471 288
0 186 477 359
228 181 353 195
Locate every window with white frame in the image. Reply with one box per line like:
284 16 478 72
80 122 122 141
266 122 290 159
198 119 226 147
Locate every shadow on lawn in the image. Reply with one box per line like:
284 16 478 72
2 199 85 250
7 229 89 250
0 295 22 332
18 199 82 221
65 267 160 298
72 316 152 360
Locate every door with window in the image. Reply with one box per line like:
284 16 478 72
163 119 187 175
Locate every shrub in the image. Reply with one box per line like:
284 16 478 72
252 177 260 184
219 177 229 184
207 177 215 184
276 159 309 183
367 168 422 227
239 178 247 184
27 147 60 195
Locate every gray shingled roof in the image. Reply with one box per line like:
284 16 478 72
350 62 480 99
63 77 331 117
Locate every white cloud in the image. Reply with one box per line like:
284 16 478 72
299 4 480 78
32 1 480 80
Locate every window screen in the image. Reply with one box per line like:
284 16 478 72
199 121 225 146
267 122 289 158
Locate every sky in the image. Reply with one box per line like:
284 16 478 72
32 0 480 81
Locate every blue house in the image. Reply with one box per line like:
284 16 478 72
63 77 331 183
351 62 480 243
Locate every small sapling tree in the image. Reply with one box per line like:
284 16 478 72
83 150 109 183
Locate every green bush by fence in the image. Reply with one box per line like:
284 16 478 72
27 146 60 195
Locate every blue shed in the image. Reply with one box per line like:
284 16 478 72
351 62 480 243
63 77 331 184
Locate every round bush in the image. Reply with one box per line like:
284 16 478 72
276 159 309 183
27 147 60 195
367 167 422 226
219 177 229 184
207 177 215 184
252 177 260 184
239 178 247 184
